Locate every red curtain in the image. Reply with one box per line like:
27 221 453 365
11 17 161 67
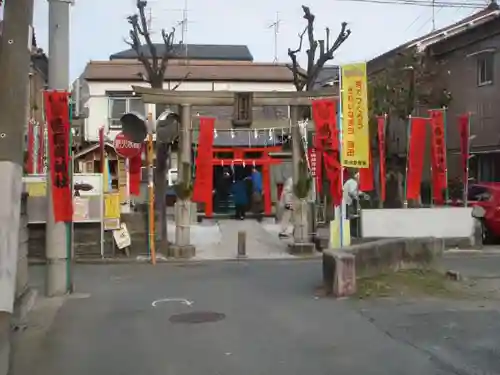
377 116 386 203
406 117 427 201
129 146 142 196
192 117 215 205
429 109 447 204
458 113 470 189
26 121 34 174
44 91 73 222
37 123 45 174
312 99 342 206
359 148 374 191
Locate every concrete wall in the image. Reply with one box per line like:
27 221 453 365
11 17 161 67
361 208 474 239
84 80 296 142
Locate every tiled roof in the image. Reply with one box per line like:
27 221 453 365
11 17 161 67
110 44 253 62
368 2 500 72
82 59 296 83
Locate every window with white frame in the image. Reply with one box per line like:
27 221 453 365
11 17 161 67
477 52 494 86
108 96 146 129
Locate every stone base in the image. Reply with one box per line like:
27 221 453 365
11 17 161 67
11 287 37 329
169 245 196 259
287 242 314 255
323 251 357 298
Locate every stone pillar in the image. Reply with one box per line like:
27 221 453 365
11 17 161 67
171 104 195 259
288 106 314 254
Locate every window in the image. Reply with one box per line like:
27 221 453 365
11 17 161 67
108 97 145 129
477 53 494 86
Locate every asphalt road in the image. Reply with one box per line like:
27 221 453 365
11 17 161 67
23 260 500 375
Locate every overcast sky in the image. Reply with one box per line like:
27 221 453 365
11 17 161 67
31 0 485 81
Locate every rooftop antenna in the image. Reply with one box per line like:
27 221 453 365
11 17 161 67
176 0 189 60
431 0 436 30
268 12 281 64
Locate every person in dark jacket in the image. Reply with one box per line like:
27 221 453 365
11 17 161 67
250 167 264 221
231 178 249 220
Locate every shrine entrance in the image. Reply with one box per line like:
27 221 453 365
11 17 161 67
208 145 283 217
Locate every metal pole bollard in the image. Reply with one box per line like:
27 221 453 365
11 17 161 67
237 231 247 258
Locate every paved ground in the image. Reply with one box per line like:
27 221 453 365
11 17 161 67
14 257 500 375
165 218 308 260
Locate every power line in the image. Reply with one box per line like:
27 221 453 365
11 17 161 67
334 0 485 8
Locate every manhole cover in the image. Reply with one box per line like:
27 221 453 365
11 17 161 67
169 311 226 324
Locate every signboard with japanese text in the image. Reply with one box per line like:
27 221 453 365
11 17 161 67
429 109 448 204
341 63 370 168
44 90 73 222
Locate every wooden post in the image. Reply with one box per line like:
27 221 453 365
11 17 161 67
237 231 246 258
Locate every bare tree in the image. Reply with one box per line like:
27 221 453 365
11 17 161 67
287 5 351 92
125 0 191 248
286 5 351 208
126 0 190 90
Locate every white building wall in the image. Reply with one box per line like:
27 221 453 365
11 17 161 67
83 80 296 142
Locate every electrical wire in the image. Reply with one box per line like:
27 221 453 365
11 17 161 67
334 0 485 8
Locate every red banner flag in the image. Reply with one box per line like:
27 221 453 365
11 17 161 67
458 113 470 188
406 117 427 201
429 109 447 204
359 148 374 191
312 99 342 206
129 145 143 196
44 91 73 222
37 122 45 174
26 121 34 174
377 116 386 203
192 118 215 210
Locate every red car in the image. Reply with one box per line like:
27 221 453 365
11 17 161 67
467 183 500 242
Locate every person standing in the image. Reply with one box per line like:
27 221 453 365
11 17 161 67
231 178 248 220
279 177 294 238
250 166 263 221
343 170 369 237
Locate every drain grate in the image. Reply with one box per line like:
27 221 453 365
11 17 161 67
169 311 226 324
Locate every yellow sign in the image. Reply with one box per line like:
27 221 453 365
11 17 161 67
341 62 370 168
104 192 121 231
26 182 46 197
104 192 120 219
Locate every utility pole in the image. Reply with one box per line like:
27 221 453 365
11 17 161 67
46 0 73 296
0 0 33 373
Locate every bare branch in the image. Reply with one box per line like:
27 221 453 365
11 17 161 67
171 72 192 91
287 5 351 91
301 6 317 77
326 27 330 51
159 27 176 77
287 27 307 91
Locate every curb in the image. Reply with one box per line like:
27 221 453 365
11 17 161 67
444 248 500 256
28 254 322 265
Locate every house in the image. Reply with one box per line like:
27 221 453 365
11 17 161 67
368 1 500 183
73 43 298 146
